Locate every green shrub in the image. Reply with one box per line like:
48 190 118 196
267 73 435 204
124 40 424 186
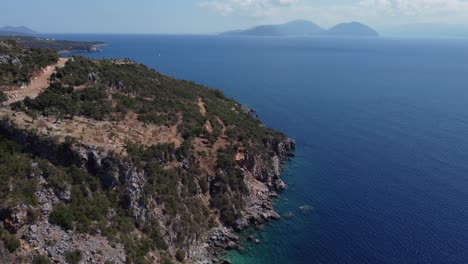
0 91 7 103
49 204 74 230
0 229 20 252
32 255 51 264
64 250 82 264
26 208 39 224
175 249 185 262
18 83 112 120
0 136 38 207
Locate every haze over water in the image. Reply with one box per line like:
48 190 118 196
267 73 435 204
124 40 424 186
54 34 468 264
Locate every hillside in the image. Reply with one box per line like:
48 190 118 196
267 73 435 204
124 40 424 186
0 40 294 263
0 26 37 36
0 36 105 53
0 39 59 88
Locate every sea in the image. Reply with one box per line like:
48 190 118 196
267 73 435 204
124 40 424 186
45 34 468 264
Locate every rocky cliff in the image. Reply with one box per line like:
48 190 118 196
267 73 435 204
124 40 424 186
0 41 295 264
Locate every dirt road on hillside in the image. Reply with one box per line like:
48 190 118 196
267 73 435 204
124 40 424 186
5 58 68 104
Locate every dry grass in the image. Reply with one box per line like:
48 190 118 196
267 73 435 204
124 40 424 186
0 109 184 157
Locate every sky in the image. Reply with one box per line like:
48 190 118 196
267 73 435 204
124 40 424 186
2 0 468 35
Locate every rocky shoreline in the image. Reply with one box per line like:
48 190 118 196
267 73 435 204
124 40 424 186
201 137 295 263
58 44 106 54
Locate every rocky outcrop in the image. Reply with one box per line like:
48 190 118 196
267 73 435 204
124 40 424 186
16 222 125 263
206 136 295 256
240 105 259 119
248 137 295 190
0 146 127 263
0 119 149 222
0 53 21 65
207 227 239 250
0 205 29 233
87 72 99 83
0 118 82 167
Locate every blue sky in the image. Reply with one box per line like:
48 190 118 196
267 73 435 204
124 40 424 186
2 0 468 34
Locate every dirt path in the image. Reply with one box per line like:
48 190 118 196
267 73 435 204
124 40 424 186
213 116 228 151
194 116 229 175
5 58 68 104
197 97 207 116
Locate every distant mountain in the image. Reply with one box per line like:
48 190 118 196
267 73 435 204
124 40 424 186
222 20 325 36
0 26 37 36
326 22 379 37
221 20 379 37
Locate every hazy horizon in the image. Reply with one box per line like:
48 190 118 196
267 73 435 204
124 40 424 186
3 0 468 37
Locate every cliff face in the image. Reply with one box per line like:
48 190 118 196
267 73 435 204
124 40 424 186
0 41 295 264
0 119 294 263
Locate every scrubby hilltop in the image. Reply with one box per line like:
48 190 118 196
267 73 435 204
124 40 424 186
0 41 294 263
0 40 58 87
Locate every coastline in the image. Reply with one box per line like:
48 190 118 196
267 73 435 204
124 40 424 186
46 37 296 263
0 39 297 263
58 43 108 54
201 136 296 263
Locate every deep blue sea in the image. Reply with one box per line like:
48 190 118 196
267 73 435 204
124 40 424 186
47 34 468 264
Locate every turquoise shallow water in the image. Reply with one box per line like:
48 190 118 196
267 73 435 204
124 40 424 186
49 34 468 263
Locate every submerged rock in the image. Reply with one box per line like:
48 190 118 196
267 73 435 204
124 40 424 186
226 241 239 250
237 246 247 254
269 210 281 220
299 205 314 215
283 211 295 219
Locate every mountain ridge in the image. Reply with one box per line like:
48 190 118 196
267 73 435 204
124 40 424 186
327 22 379 37
221 20 379 37
222 20 325 36
0 26 37 36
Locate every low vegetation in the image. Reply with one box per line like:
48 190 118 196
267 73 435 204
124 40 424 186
0 227 20 252
16 83 112 120
0 36 104 52
0 134 38 208
25 55 285 144
32 255 51 264
0 39 58 86
64 250 82 264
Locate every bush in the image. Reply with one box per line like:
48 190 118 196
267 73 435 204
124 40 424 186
0 91 7 103
19 83 112 120
26 208 39 224
175 249 185 262
0 135 39 207
49 204 74 230
65 250 82 264
0 229 20 253
32 255 51 264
